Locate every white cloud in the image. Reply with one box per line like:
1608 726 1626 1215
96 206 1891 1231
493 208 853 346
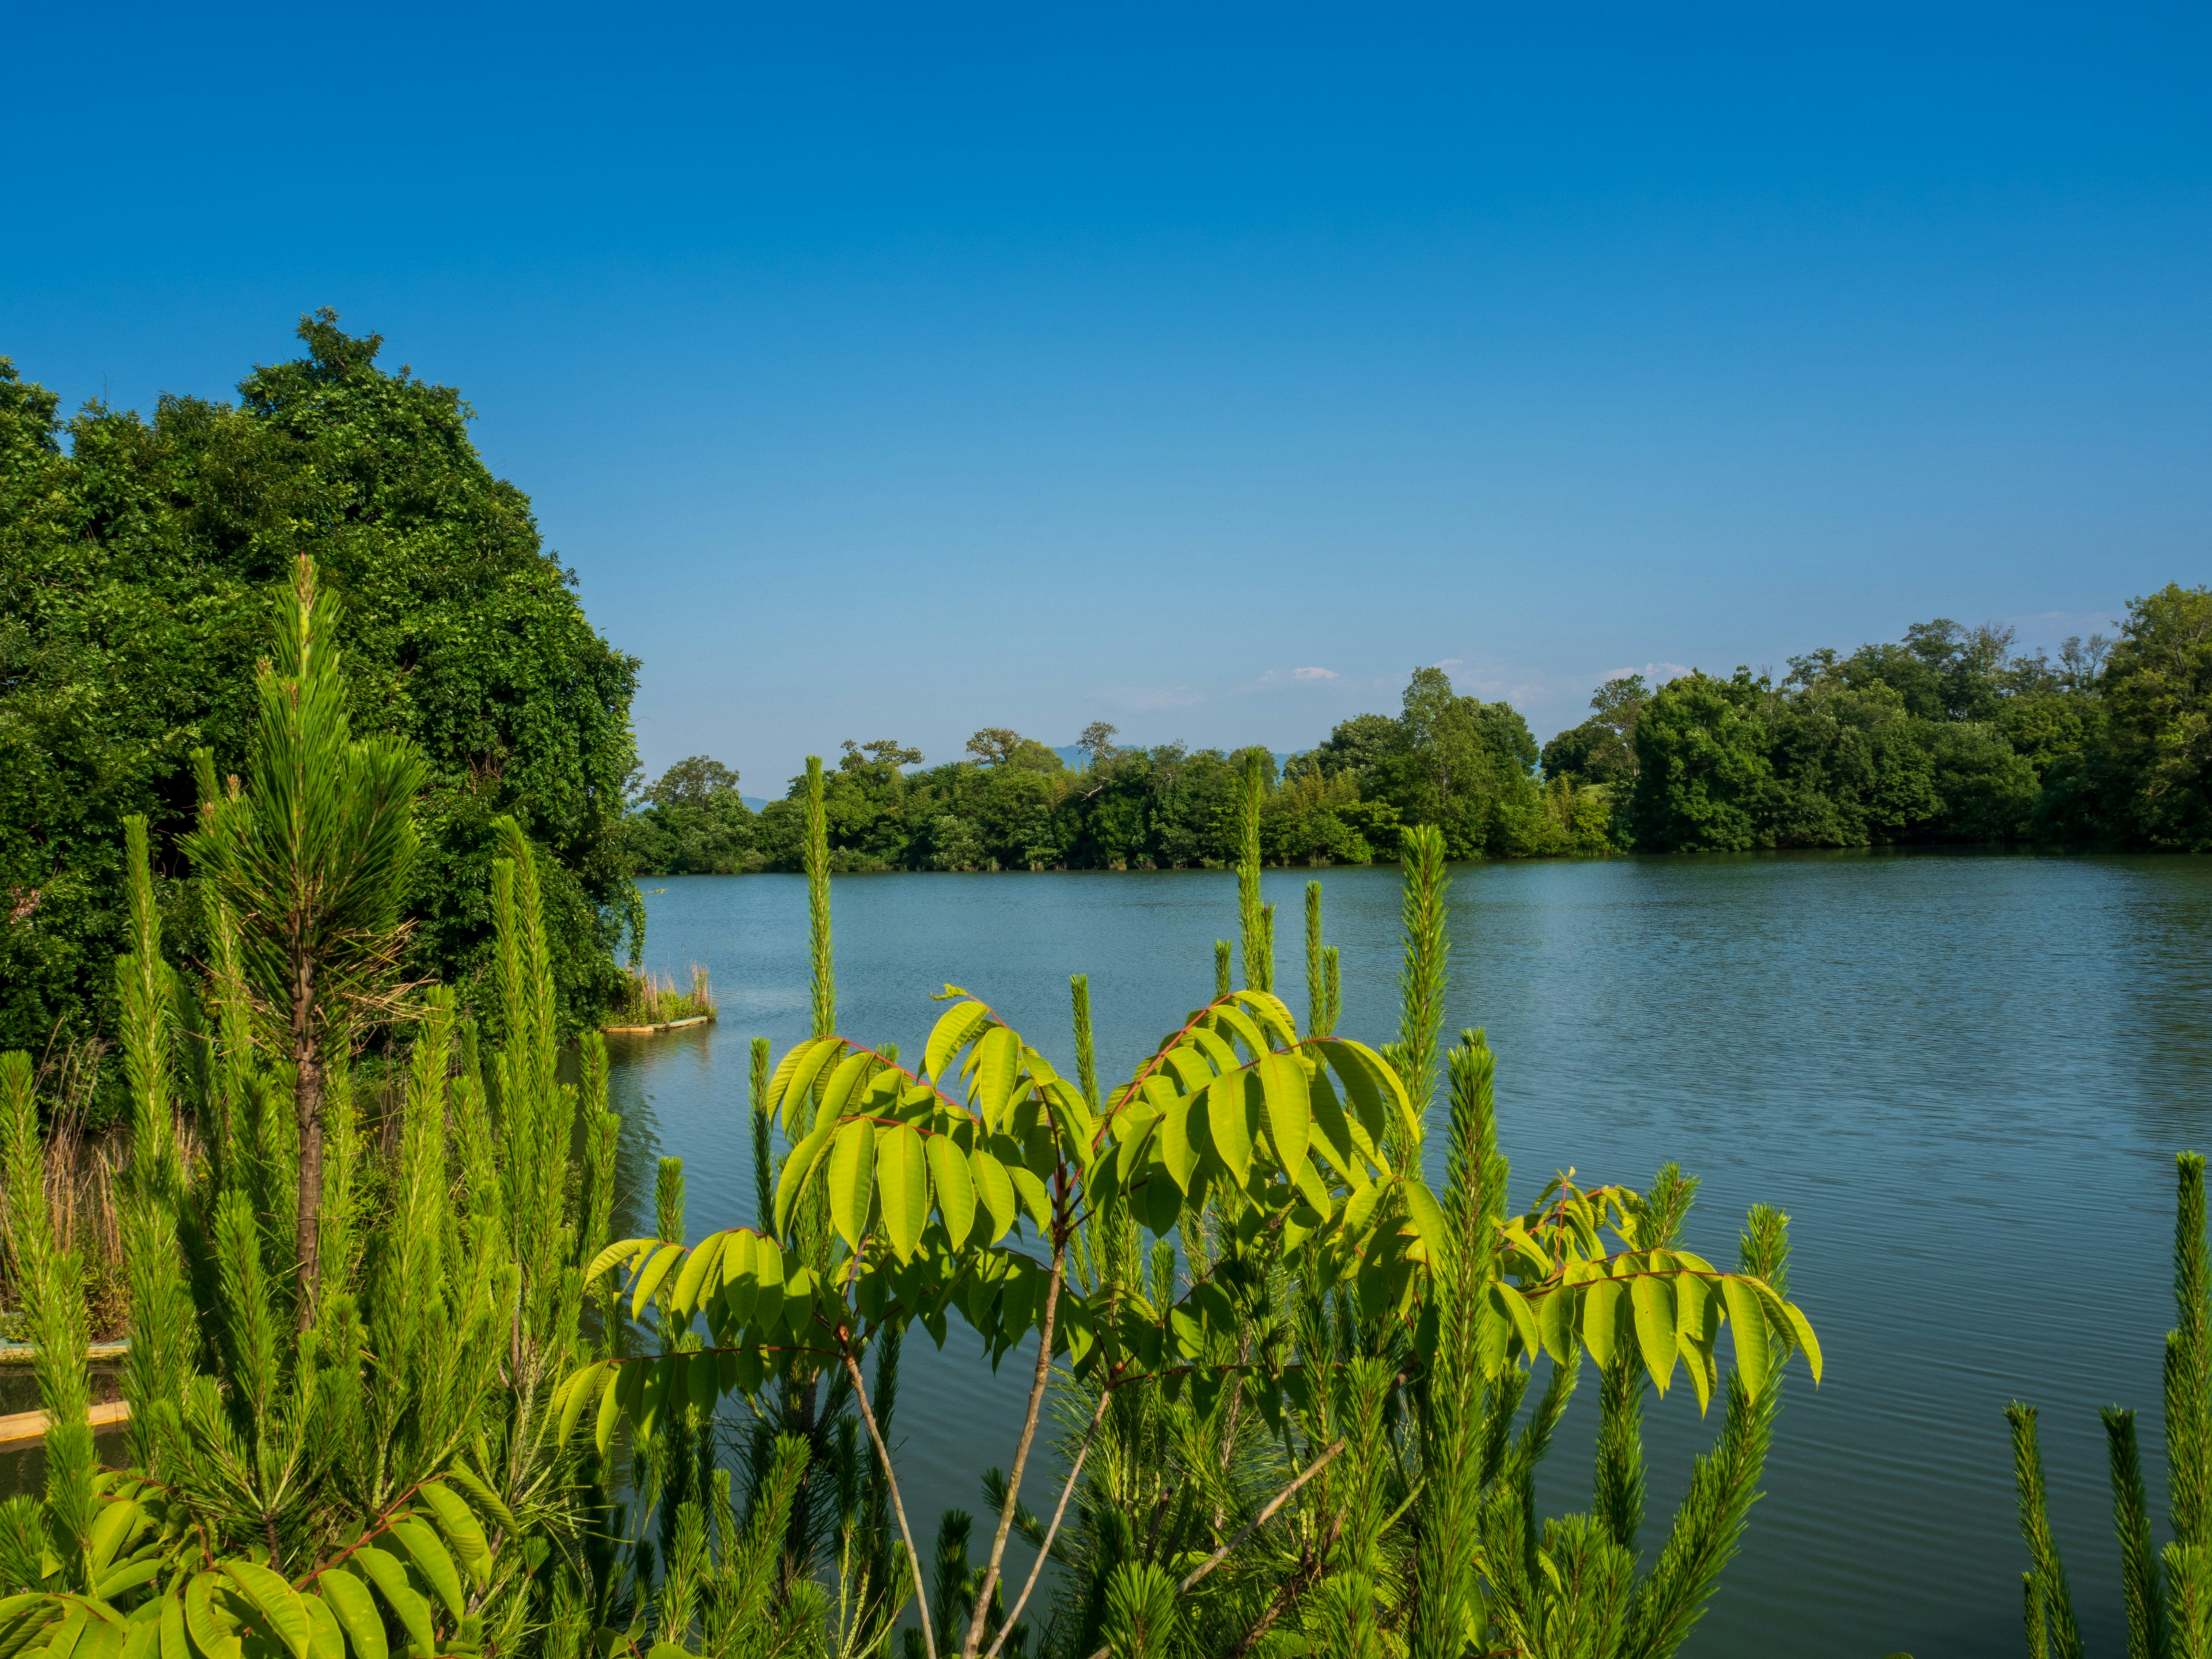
1292 666 1338 680
1248 666 1343 692
1107 684 1206 711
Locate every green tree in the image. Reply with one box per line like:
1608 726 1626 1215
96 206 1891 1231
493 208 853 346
2102 584 2212 849
184 556 425 1323
1541 674 1647 788
1628 671 1775 853
626 756 759 876
0 315 640 1074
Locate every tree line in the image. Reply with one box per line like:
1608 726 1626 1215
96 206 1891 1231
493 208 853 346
629 593 2212 874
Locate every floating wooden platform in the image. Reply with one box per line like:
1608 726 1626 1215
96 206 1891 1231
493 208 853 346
0 1400 130 1451
0 1342 128 1366
602 1014 714 1036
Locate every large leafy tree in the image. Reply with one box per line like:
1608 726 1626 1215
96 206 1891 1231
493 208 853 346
2101 584 2212 850
0 315 639 1073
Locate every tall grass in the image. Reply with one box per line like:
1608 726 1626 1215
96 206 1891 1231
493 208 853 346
613 964 717 1027
1 1043 129 1339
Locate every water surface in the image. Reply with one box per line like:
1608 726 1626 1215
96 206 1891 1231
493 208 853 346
614 851 2212 1658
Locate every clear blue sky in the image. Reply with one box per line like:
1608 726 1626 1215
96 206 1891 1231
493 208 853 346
7 2 2206 789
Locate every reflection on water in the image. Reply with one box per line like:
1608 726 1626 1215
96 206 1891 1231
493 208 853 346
605 851 2211 1658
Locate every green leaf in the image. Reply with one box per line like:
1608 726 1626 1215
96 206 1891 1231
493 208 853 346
1008 1164 1054 1233
1581 1278 1623 1370
391 1517 464 1621
718 1230 759 1325
556 1361 609 1445
416 1482 491 1588
353 1547 435 1655
87 1499 141 1575
1490 1282 1540 1357
668 1233 726 1321
1400 1177 1448 1264
817 1050 876 1126
772 1112 838 1237
1537 1286 1574 1366
630 1243 684 1320
777 1037 847 1134
1257 1054 1308 1172
1305 1072 1358 1180
299 1596 344 1659
1719 1278 1770 1393
1207 1073 1253 1184
925 1000 993 1084
584 1237 650 1285
1631 1271 1678 1395
1774 1294 1823 1384
968 1150 1017 1243
1158 1099 1200 1194
595 1366 628 1457
826 1118 877 1249
925 1132 976 1245
873 1123 929 1262
971 1026 1022 1128
219 1561 311 1659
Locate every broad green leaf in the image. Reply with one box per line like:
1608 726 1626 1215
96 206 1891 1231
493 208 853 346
972 1150 1017 1241
774 1109 841 1237
1719 1278 1770 1393
826 1118 877 1248
1537 1285 1574 1365
299 1596 344 1659
1490 1282 1540 1356
595 1365 627 1457
87 1498 140 1574
92 1558 162 1601
1581 1278 1623 1370
1400 1178 1449 1263
159 1587 191 1659
1774 1294 1823 1384
556 1361 609 1445
1631 1272 1678 1395
1340 1176 1387 1240
1009 1164 1054 1233
219 1561 311 1659
764 1036 821 1120
585 1237 650 1285
719 1231 759 1325
876 1123 929 1262
687 1349 721 1412
630 1243 685 1321
1159 1100 1200 1194
1258 1054 1308 1172
391 1518 464 1620
971 1026 1022 1128
1188 1028 1241 1077
1207 1073 1253 1184
668 1232 726 1321
777 1037 847 1134
1211 1005 1273 1063
417 1482 491 1586
1229 989 1300 1046
353 1547 435 1655
817 1050 876 1125
925 1000 993 1083
1305 1073 1358 1180
925 1133 977 1244
183 1584 233 1659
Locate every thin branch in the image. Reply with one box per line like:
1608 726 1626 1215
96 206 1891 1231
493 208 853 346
965 1238 1067 1657
840 1346 937 1659
1077 1435 1349 1659
982 1387 1115 1659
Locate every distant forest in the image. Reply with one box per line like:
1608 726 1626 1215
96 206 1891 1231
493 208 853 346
626 592 2212 874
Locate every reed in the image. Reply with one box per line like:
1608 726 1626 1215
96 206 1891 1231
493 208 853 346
614 963 719 1026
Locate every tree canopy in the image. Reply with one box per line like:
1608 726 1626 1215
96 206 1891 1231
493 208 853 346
0 314 639 1082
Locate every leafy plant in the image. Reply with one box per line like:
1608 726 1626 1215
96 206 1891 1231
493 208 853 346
569 756 1822 1659
2006 1149 2212 1659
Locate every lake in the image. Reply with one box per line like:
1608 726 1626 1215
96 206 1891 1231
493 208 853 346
611 851 2212 1658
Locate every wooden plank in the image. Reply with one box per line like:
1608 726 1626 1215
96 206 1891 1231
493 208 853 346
0 1399 129 1451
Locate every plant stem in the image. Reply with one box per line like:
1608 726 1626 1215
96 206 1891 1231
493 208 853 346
1077 1436 1348 1659
842 1345 936 1659
982 1387 1114 1659
966 1238 1067 1656
806 755 834 1039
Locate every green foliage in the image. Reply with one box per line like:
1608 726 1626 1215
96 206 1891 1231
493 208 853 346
624 759 759 876
2007 1150 2212 1659
0 319 640 1086
574 832 1820 1659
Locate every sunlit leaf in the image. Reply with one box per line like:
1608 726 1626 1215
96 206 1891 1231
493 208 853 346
827 1118 877 1249
876 1123 929 1262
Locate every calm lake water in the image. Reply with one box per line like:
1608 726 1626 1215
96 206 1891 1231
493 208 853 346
611 853 2212 1659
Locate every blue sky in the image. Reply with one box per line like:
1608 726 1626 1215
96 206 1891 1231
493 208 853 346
7 2 2206 789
